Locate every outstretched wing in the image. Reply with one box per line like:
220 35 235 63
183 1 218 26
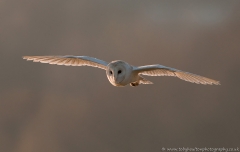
23 55 108 70
133 65 220 85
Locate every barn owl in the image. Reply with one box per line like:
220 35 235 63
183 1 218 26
23 55 220 87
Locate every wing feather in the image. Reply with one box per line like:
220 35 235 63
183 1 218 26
23 55 108 70
134 65 220 85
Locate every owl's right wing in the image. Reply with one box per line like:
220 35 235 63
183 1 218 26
23 55 108 70
133 64 220 85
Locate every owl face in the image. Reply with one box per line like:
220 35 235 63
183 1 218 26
106 61 131 86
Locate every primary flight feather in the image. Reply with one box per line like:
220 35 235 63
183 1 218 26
23 55 220 87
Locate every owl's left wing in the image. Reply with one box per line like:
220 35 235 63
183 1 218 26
133 65 220 85
23 55 108 70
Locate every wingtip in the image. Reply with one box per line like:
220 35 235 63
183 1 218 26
22 56 28 59
211 80 220 85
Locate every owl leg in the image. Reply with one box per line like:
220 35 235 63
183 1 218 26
130 81 139 87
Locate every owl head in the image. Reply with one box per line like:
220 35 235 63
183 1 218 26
106 60 132 86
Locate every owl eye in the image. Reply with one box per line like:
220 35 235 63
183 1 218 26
118 70 122 74
109 71 112 74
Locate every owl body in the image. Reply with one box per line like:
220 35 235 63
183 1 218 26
23 55 220 87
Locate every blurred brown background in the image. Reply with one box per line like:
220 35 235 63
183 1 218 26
1 0 240 152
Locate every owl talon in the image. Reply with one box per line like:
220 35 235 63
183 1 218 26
130 82 139 87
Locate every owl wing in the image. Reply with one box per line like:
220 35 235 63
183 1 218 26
133 64 220 85
23 55 108 70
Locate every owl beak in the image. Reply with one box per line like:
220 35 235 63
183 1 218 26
114 76 118 82
113 73 119 82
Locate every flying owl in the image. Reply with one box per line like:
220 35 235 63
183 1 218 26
23 55 220 87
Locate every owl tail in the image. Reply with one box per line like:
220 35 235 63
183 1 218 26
139 76 153 84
